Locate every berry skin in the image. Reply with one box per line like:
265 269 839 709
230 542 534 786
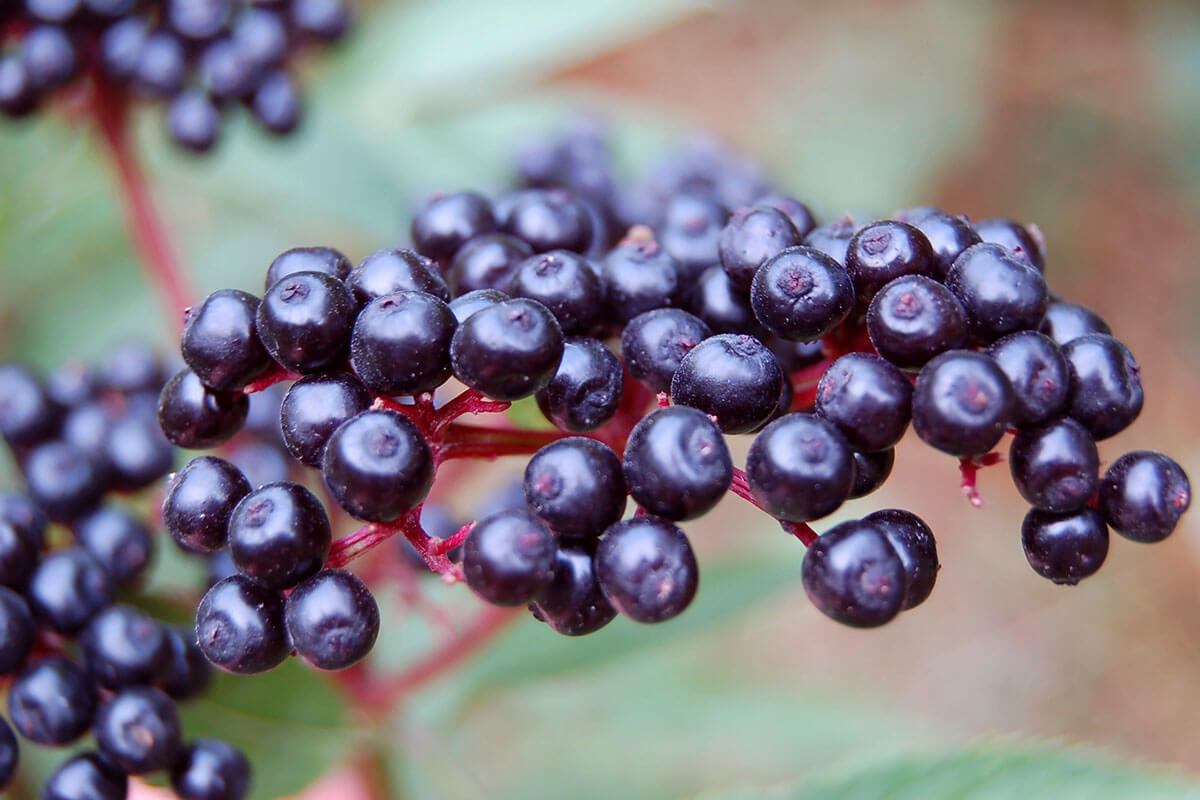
815 353 913 453
182 289 271 391
449 297 565 401
671 333 784 434
348 249 450 308
803 217 859 266
535 336 624 432
22 25 78 91
531 543 616 636
0 586 35 674
8 655 96 745
73 506 153 584
864 509 939 610
1039 300 1110 346
257 271 356 373
620 308 712 394
944 243 1049 344
228 482 331 590
802 519 905 628
849 447 895 499
623 405 732 521
157 367 249 449
0 491 47 548
844 220 934 303
102 412 174 492
866 274 968 369
912 350 1014 457
0 521 38 589
1021 507 1109 585
162 456 251 553
252 70 302 135
658 192 728 279
195 574 289 675
688 264 766 338
98 17 145 82
498 189 593 254
463 508 556 606
746 410 856 521
157 627 213 702
411 191 497 263
101 341 163 395
508 250 603 335
524 438 627 539
894 207 982 279
1098 451 1191 543
449 288 508 323
23 440 105 523
1061 333 1143 440
350 291 457 396
755 193 817 238
93 687 182 775
235 8 289 68
280 372 373 467
26 548 113 635
321 410 434 522
167 0 231 40
599 238 682 325
169 91 222 152
0 363 57 446
973 217 1044 271
1009 418 1099 513
199 38 257 101
448 233 533 295
170 739 251 800
284 569 380 671
719 204 803 291
750 246 855 342
0 715 14 791
595 516 699 624
265 247 352 290
292 0 351 41
135 31 187 96
41 752 127 800
986 331 1069 428
79 605 168 689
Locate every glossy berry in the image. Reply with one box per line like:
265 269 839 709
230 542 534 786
849 448 895 499
498 189 593 254
448 233 533 295
0 492 46 547
719 204 803 291
350 291 456 395
195 574 289 675
235 8 289 67
463 508 556 606
746 413 854 522
0 715 14 791
535 336 624 432
750 245 855 342
1009 418 1099 513
257 271 355 373
867 274 968 369
802 519 905 628
135 31 187 96
265 247 352 290
163 456 251 553
894 207 982 279
449 297 565 401
22 25 77 90
623 405 732 521
284 569 380 670
803 217 858 266
280 372 372 467
73 506 152 584
102 411 174 491
170 739 251 800
944 243 1048 344
8 656 96 745
974 217 1044 271
657 192 728 278
508 250 602 335
524 438 626 539
1039 300 1110 346
755 193 817 238
23 440 105 523
252 70 302 134
93 687 181 774
101 341 163 395
1061 333 1143 440
1021 507 1108 585
0 586 35 674
912 350 1014 457
599 238 682 324
321 410 434 522
411 191 496 262
531 544 616 636
158 367 249 449
815 353 913 452
595 516 698 623
864 509 939 610
671 333 783 434
182 289 270 391
346 248 449 308
199 38 257 100
449 288 508 323
1099 451 1191 543
228 482 331 590
986 331 1069 428
688 264 765 337
79 605 168 689
157 627 213 701
26 548 113 635
620 308 712 394
844 220 934 303
168 91 221 152
0 363 57 445
41 752 127 800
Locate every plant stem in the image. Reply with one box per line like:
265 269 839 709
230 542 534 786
728 467 817 546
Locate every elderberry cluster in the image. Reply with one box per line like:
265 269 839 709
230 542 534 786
0 0 351 151
0 346 252 799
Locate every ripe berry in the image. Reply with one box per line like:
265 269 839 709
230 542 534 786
804 217 859 266
350 291 457 396
168 91 222 153
8 655 96 745
411 191 496 262
0 586 35 674
658 192 728 279
73 506 152 585
235 8 289 68
0 363 57 446
23 440 105 522
163 456 251 552
321 409 434 522
498 189 593 254
200 38 257 100
1009 418 1099 513
0 491 46 548
844 220 934 303
866 274 968 369
103 411 173 491
1098 451 1191 543
449 297 565 401
531 543 616 636
463 508 556 606
284 569 380 670
26 548 113 635
228 482 331 590
99 17 145 82
596 238 681 326
195 574 289 675
595 515 699 623
1021 507 1108 585
0 521 38 589
974 217 1044 271
535 336 624 432
750 246 855 342
623 405 732 521
22 25 78 91
265 246 352 289
508 250 602 335
346 248 451 308
912 350 1014 457
42 752 127 800
746 413 854 522
864 509 939 610
93 687 182 774
671 333 783 434
292 0 351 41
170 739 251 800
449 288 508 323
101 341 163 395
524 438 626 539
944 243 1048 344
1061 333 1143 440
620 308 712 394
849 448 895 499
135 31 187 96
755 193 817 238
157 367 249 449
157 627 213 702
79 604 168 689
167 0 231 40
719 204 803 291
802 519 904 628
0 56 36 117
1039 300 1110 346
182 289 271 391
257 270 355 373
894 207 982 279
448 233 533 295
986 331 1069 428
280 372 372 466
815 353 913 452
0 715 14 791
252 70 302 134
688 264 765 337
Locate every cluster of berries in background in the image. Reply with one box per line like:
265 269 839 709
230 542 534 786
0 0 351 151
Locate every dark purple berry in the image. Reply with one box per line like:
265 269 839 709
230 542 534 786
448 288 507 323
912 350 1014 457
321 409 434 522
347 248 449 306
1021 507 1108 585
280 372 372 467
135 31 186 96
163 456 251 552
849 448 895 499
1099 451 1191 544
448 233 533 295
79 605 169 689
803 217 859 266
350 291 456 396
802 519 904 628
531 544 616 636
291 0 350 41
894 207 982 279
535 336 623 432
987 331 1069 428
257 271 355 373
746 412 854 521
750 246 855 342
73 506 153 584
265 246 352 290
251 70 301 134
411 191 497 262
620 308 711 394
41 753 127 800
657 192 728 279
1039 300 1110 346
688 264 765 337
170 739 251 800
508 250 602 335
815 353 912 452
974 216 1044 271
228 482 331 590
670 333 783 434
623 405 732 521
0 363 57 446
1009 418 1099 513
182 289 270 391
449 297 565 401
719 204 803 291
93 687 181 774
944 243 1049 344
755 193 817 237
23 440 105 522
166 0 230 40
866 274 968 369
1061 333 1143 440
168 91 222 153
8 656 96 745
845 220 934 303
463 508 556 606
195 574 288 675
22 25 77 90
599 237 683 324
595 516 698 623
524 438 626 540
498 189 593 254
157 367 249 449
26 547 113 635
102 411 174 491
284 569 380 670
157 627 212 701
864 508 939 610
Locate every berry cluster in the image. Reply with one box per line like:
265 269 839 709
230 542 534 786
0 346 253 798
0 0 350 151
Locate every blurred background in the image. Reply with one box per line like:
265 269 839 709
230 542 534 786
2 0 1200 797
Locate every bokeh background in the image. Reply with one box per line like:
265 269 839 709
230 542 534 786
2 1 1200 797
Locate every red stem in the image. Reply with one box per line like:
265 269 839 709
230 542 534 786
728 468 818 547
958 451 1003 509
